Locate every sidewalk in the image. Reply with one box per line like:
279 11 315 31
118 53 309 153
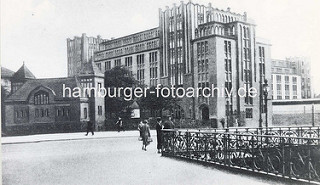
1 130 157 145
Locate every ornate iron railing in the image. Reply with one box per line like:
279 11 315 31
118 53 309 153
162 129 320 184
181 126 320 138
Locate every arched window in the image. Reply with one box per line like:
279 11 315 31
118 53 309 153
34 91 49 105
215 26 218 34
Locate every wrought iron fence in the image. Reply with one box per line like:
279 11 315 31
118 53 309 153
162 129 320 184
181 126 320 138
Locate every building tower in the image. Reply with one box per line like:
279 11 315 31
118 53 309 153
67 34 104 77
78 60 105 129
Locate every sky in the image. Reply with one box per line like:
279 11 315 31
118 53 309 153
1 0 320 94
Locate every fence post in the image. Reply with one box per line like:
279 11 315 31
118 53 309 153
312 104 315 127
186 131 189 158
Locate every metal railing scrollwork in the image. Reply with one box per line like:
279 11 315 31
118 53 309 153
162 128 320 184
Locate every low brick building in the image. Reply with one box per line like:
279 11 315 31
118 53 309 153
4 62 105 135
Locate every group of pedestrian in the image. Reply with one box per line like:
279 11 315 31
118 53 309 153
84 115 175 154
139 116 175 153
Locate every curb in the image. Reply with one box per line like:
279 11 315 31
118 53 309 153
2 133 158 145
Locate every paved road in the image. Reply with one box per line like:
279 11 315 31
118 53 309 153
2 136 292 185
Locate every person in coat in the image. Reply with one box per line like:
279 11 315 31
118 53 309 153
85 121 94 136
140 120 151 151
155 117 164 153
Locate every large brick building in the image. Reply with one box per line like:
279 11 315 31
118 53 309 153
75 2 272 128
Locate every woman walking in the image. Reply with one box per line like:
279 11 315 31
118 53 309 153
140 120 151 151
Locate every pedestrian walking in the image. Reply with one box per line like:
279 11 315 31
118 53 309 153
140 120 151 151
85 121 94 136
115 117 125 132
156 117 164 153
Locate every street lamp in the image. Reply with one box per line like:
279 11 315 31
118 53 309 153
226 96 231 130
263 79 269 132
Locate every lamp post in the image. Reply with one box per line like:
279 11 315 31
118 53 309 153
259 80 263 130
263 79 269 132
226 97 230 131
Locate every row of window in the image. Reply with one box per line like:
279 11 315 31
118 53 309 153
96 39 159 60
197 41 209 58
274 75 297 84
35 108 49 118
34 91 49 105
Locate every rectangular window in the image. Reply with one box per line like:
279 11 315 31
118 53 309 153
285 76 289 83
276 75 281 83
98 106 102 116
105 61 111 70
97 63 101 70
114 59 121 67
84 108 88 119
245 108 253 118
292 77 297 84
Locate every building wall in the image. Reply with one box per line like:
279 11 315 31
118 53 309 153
5 87 83 129
271 57 312 100
67 34 104 77
272 99 320 126
95 28 160 87
89 2 272 128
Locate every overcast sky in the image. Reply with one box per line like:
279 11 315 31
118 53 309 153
1 0 320 94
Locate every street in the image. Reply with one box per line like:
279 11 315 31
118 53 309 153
2 133 291 185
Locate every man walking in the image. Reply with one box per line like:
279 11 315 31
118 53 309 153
156 117 164 153
116 117 125 132
85 120 94 136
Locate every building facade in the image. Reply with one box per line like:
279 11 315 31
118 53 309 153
67 34 105 77
271 57 311 100
4 63 105 135
87 2 272 128
95 28 160 86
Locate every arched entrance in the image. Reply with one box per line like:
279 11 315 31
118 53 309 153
199 104 209 120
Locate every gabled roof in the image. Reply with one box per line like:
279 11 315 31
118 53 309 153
130 101 140 109
79 62 104 77
6 77 80 102
1 67 15 78
12 63 36 80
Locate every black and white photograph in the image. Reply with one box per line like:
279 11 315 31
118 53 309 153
1 0 320 184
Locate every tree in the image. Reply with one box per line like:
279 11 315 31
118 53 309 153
138 86 180 118
104 66 139 118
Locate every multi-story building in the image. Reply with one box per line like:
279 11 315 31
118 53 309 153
271 57 312 100
69 2 272 127
67 33 105 77
95 28 160 86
